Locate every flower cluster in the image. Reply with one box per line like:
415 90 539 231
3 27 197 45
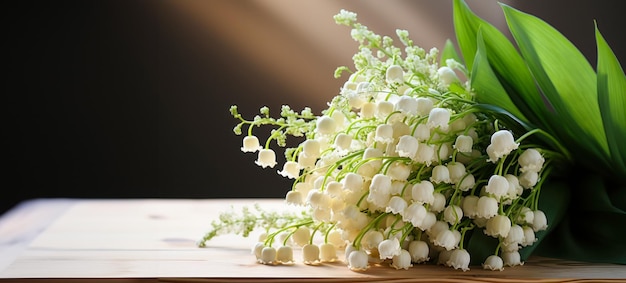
202 9 555 272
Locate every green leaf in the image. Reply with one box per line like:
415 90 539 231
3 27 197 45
453 0 555 138
440 39 462 67
471 29 527 124
501 4 609 166
596 24 626 177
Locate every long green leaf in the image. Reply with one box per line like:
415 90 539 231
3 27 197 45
596 25 626 177
471 29 527 123
453 0 553 136
501 4 609 166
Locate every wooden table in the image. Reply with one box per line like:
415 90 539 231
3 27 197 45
1 198 624 282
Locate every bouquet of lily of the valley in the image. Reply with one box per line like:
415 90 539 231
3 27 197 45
199 0 625 271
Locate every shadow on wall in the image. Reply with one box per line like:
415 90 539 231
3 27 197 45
3 0 623 215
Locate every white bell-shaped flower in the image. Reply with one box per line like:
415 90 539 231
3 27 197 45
532 210 548 232
517 206 534 225
427 220 449 238
334 133 352 152
411 180 435 205
519 148 545 173
437 66 459 86
505 174 523 199
457 173 475 192
431 165 451 184
483 255 504 271
437 249 454 266
278 161 300 179
301 139 321 159
386 196 408 214
291 226 311 247
255 149 277 168
374 124 394 144
253 242 265 261
362 230 384 251
378 238 402 259
276 246 294 264
447 249 471 271
368 174 392 208
241 135 262 152
360 101 376 119
430 192 447 213
489 130 519 160
415 143 435 165
502 251 524 267
419 212 437 231
376 101 395 119
285 191 303 206
297 152 316 169
416 97 434 116
519 171 539 189
391 249 413 270
447 162 466 184
443 205 463 225
485 175 509 200
504 224 525 246
427 108 451 131
347 249 369 271
521 226 537 247
325 181 343 197
462 195 479 218
302 244 320 264
387 162 411 181
259 247 278 265
342 173 364 192
413 123 431 141
386 65 405 84
408 240 430 263
433 229 458 251
485 215 512 238
402 202 427 227
319 243 338 262
396 135 419 159
316 116 336 135
395 96 418 116
476 196 499 219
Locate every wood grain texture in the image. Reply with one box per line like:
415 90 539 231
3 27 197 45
0 199 624 282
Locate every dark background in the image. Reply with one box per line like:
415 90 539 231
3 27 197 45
3 1 623 216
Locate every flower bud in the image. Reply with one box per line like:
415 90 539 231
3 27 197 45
437 66 459 85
